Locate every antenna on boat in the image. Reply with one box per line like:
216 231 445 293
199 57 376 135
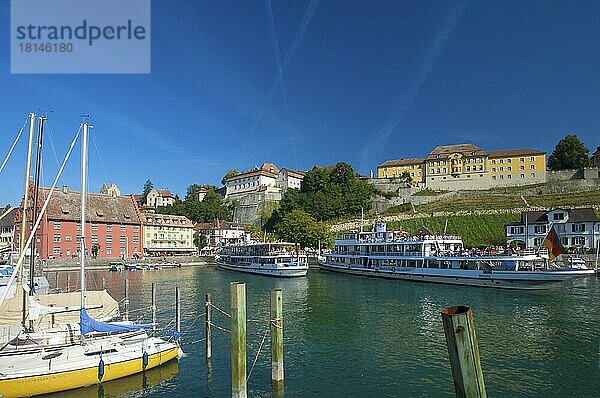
360 207 364 233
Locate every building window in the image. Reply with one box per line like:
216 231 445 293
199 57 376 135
491 160 496 164
491 168 496 172
91 223 98 231
499 159 504 164
507 166 512 171
499 167 504 171
499 175 504 180
530 165 536 170
507 175 512 179
53 247 61 255
530 156 535 161
106 235 113 244
519 165 525 170
120 236 126 244
53 234 61 243
534 225 546 234
76 222 81 231
492 176 496 180
91 235 98 244
106 247 112 255
133 226 139 232
533 238 542 246
560 237 569 246
120 225 126 232
553 213 565 221
531 173 536 178
106 224 113 232
120 247 126 255
510 226 524 234
65 235 72 242
572 236 586 246
133 236 139 243
520 157 525 162
506 159 512 163
54 221 61 230
572 224 585 233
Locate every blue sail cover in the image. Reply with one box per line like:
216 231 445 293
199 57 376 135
79 308 150 335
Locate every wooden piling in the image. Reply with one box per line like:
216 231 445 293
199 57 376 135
270 288 284 391
66 273 70 292
151 283 157 336
441 306 486 398
206 293 212 361
230 282 247 398
175 286 181 335
102 276 106 290
124 279 129 321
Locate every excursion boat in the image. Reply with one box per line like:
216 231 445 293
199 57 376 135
318 222 594 290
216 239 308 277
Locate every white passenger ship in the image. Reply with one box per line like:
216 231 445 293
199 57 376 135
318 223 594 290
216 240 308 277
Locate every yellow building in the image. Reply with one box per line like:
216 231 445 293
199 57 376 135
377 157 425 182
142 213 196 256
378 144 546 190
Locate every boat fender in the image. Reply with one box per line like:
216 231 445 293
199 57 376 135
98 357 105 381
143 351 149 369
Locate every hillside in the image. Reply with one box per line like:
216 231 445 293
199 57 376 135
330 183 600 247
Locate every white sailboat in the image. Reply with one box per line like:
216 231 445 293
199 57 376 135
0 120 179 397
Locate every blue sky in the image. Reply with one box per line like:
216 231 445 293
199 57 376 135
0 0 599 206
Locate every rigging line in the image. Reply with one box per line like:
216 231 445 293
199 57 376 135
45 121 66 187
246 327 270 382
0 125 81 308
0 115 28 176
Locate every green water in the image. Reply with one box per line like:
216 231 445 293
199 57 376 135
46 266 600 397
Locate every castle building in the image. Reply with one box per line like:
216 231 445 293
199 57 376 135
223 162 305 201
378 144 546 190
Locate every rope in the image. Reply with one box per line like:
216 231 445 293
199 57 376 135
208 321 230 334
182 337 206 346
247 328 269 382
210 303 231 318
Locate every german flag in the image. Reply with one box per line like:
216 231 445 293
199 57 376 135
542 225 565 261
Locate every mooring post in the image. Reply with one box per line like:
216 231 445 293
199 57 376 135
124 279 129 321
102 276 106 290
66 273 70 292
206 293 212 361
151 282 157 336
270 288 284 391
176 286 181 337
441 306 486 398
230 282 247 398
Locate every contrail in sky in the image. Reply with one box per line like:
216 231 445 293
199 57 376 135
250 0 321 136
265 0 288 111
359 0 469 171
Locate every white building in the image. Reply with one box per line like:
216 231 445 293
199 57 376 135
0 207 17 253
506 208 600 251
223 162 305 200
195 220 246 246
145 189 175 207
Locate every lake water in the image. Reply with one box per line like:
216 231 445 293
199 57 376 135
44 266 600 397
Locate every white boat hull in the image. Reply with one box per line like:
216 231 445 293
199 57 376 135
318 261 594 290
217 261 308 277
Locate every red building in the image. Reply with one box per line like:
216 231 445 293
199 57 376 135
15 186 143 259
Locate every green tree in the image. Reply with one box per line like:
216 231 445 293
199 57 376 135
275 210 333 248
142 179 153 202
548 135 589 170
221 169 239 185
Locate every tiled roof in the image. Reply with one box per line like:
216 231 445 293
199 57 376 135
157 189 173 197
281 168 306 178
379 157 425 168
143 213 193 228
0 208 17 228
515 207 598 224
427 144 487 159
36 187 141 224
225 162 280 183
194 220 245 231
487 148 545 158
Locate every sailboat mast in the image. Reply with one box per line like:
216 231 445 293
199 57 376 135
29 116 45 294
18 112 35 329
80 121 91 310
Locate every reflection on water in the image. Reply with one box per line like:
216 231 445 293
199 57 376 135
44 267 600 397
